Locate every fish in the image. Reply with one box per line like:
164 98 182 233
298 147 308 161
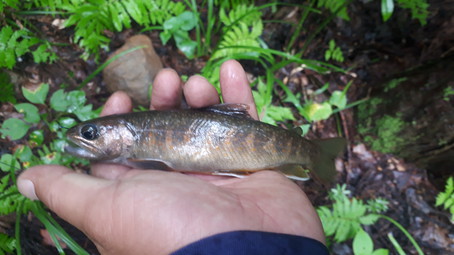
64 104 346 182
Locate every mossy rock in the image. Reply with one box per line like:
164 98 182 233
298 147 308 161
357 77 454 176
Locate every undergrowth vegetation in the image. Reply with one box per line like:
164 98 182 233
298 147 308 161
436 177 454 222
0 0 433 254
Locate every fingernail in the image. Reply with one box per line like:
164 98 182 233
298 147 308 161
17 179 38 200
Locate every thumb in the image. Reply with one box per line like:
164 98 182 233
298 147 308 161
17 165 111 229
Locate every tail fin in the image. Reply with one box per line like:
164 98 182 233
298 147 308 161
311 138 346 183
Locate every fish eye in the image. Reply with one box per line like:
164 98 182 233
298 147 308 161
80 124 99 140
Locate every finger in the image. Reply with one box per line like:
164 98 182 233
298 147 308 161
17 165 111 229
100 91 132 116
151 68 183 110
220 60 258 119
183 75 220 108
90 163 131 180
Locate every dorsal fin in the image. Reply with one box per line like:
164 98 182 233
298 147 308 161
200 103 253 119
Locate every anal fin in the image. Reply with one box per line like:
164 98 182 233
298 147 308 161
278 164 311 182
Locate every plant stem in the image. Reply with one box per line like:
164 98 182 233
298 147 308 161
379 215 425 255
30 202 89 255
205 0 214 55
387 232 406 255
15 201 22 255
286 1 313 52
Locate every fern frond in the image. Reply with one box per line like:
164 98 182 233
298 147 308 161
212 20 263 59
109 1 131 31
396 0 429 25
0 26 55 69
0 0 20 12
316 0 349 20
436 177 453 207
219 4 261 28
318 196 380 243
0 233 16 255
61 0 185 59
436 177 454 221
140 0 185 25
0 175 27 215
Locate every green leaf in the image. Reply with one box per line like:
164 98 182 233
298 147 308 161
372 248 389 255
14 103 40 123
317 195 371 242
0 154 19 172
109 4 122 31
74 104 97 121
52 139 68 153
359 214 380 225
40 151 61 165
436 177 454 207
330 90 347 109
160 30 172 45
163 16 182 31
325 49 332 61
353 229 374 255
314 83 329 95
299 124 311 136
211 20 263 59
0 233 16 254
329 39 336 50
266 106 295 122
302 102 333 122
0 118 30 140
381 0 394 21
14 145 33 162
29 129 44 147
179 11 197 31
50 89 69 112
176 38 197 59
58 117 77 129
367 198 389 213
0 48 16 69
123 0 143 25
22 83 49 104
66 90 87 114
0 71 15 103
32 44 54 64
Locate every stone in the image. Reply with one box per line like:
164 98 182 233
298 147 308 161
103 35 163 106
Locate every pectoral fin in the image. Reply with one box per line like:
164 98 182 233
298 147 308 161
278 164 311 181
126 158 172 170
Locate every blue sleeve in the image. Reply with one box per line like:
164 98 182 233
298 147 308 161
171 230 329 255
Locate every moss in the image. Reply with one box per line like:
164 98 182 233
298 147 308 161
369 115 406 153
384 77 407 92
358 98 408 154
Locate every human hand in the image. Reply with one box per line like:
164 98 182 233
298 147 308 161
17 60 325 255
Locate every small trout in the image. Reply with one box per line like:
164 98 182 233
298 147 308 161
65 104 345 182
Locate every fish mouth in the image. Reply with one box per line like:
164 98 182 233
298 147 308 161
64 141 98 159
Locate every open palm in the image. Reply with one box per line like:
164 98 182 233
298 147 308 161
18 60 324 255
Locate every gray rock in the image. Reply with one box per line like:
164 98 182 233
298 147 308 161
103 35 163 106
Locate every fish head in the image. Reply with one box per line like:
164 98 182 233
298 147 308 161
65 118 136 161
